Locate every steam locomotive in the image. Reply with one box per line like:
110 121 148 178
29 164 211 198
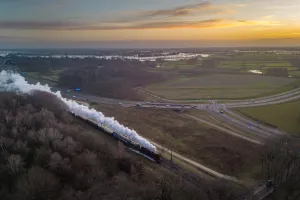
71 112 161 163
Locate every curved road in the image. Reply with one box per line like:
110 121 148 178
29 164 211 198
67 87 300 143
136 87 300 104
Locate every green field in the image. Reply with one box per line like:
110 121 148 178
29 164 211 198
236 101 300 135
145 74 299 100
217 60 294 71
24 69 63 85
155 60 200 70
290 70 300 77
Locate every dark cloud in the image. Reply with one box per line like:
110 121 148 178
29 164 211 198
0 35 30 40
0 19 228 30
0 19 222 30
0 21 82 30
146 1 213 17
0 18 274 31
87 19 226 30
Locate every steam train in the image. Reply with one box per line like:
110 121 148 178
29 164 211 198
71 112 161 163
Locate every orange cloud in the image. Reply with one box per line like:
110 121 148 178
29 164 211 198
0 18 281 30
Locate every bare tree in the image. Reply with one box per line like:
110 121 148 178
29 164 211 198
14 166 60 200
13 140 29 156
117 141 125 159
261 137 300 200
5 154 24 175
0 136 13 151
46 128 63 142
48 152 63 171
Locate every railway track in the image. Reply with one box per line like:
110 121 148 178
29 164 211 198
160 158 205 188
74 113 207 187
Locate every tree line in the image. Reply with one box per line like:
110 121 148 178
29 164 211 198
58 64 165 100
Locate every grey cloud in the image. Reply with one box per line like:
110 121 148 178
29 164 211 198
0 19 226 30
0 18 264 31
67 19 226 30
146 1 212 17
0 21 82 30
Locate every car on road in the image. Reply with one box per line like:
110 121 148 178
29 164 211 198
219 110 224 114
119 102 123 105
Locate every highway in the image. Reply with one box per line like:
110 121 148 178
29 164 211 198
182 113 263 145
63 86 300 112
65 87 300 144
136 87 300 103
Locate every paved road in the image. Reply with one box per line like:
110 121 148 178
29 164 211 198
224 108 284 136
62 85 300 110
183 114 263 145
136 87 300 103
64 87 300 142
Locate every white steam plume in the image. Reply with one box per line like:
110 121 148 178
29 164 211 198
0 70 157 152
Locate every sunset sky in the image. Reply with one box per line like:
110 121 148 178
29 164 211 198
0 0 300 48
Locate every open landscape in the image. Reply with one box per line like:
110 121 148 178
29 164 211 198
2 47 300 200
140 52 300 101
1 0 300 198
145 74 299 100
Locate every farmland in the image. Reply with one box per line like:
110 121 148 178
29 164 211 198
93 103 262 179
24 69 63 85
236 100 300 135
217 60 299 77
154 59 201 70
290 70 300 77
145 74 299 100
217 61 293 70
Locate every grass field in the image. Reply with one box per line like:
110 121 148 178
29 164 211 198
155 60 200 70
217 60 293 71
290 70 300 77
92 103 262 179
236 100 300 135
145 74 299 100
24 69 63 85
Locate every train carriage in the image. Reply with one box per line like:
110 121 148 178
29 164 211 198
70 111 161 163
